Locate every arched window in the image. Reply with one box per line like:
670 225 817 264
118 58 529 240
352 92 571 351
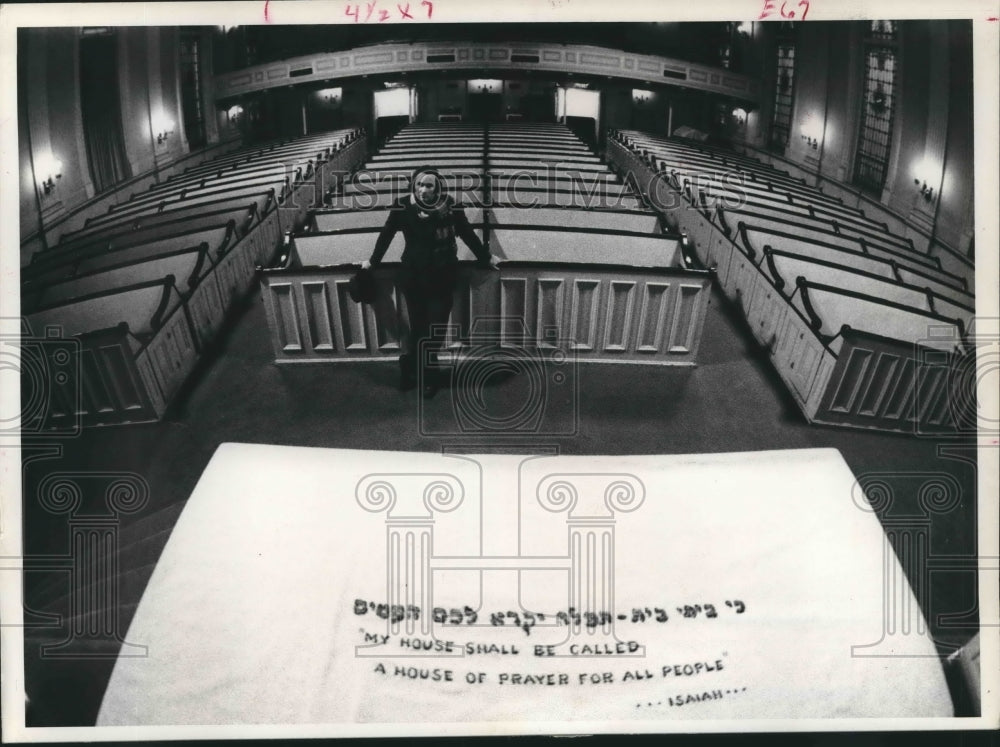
852 21 899 194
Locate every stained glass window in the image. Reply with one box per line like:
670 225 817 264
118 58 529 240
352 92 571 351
852 23 899 194
770 43 796 152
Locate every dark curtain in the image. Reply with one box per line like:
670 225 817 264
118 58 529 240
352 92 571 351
79 33 132 193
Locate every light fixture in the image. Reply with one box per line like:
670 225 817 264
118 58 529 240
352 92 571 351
914 179 935 202
912 158 939 202
732 107 747 127
736 21 753 37
227 104 244 125
152 111 175 145
800 116 822 150
36 152 62 195
318 87 342 103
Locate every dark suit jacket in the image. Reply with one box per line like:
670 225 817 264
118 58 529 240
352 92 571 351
369 195 490 271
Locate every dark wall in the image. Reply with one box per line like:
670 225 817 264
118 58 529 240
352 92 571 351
744 20 974 254
19 27 211 258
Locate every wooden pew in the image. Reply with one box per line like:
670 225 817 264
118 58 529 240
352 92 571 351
94 174 290 226
486 186 643 210
715 204 925 274
363 157 486 171
27 276 200 426
489 225 683 267
49 201 259 265
25 221 237 282
383 139 485 149
622 131 864 217
173 129 346 166
490 145 595 158
164 137 333 173
734 221 942 276
109 166 297 217
312 206 486 233
487 206 660 234
26 244 214 309
762 278 967 434
490 157 607 171
657 157 915 254
389 133 486 139
795 279 966 350
260 260 712 365
57 191 271 252
288 225 486 268
762 249 935 317
27 275 186 347
489 175 633 203
608 128 973 435
663 160 866 221
34 244 227 349
621 130 810 192
143 158 309 204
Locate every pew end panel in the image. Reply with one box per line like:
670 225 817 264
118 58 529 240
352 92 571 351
73 323 166 425
811 327 970 434
24 278 200 426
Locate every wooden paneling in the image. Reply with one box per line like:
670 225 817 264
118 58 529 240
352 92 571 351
261 264 712 366
812 330 960 434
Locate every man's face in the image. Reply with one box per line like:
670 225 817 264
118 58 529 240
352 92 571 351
414 173 440 206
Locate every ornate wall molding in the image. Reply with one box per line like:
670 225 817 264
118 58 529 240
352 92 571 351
214 42 760 104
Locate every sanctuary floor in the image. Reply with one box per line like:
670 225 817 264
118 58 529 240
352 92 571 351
20 282 981 726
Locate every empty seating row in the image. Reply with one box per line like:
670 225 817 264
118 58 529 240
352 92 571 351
607 127 974 434
713 201 919 268
288 221 680 271
49 189 275 256
724 217 970 307
730 218 949 281
170 130 356 181
621 131 928 261
651 149 868 222
634 136 815 189
619 129 815 197
50 129 356 244
262 122 709 365
24 219 238 285
311 205 660 234
23 128 369 429
262 241 708 366
169 144 326 185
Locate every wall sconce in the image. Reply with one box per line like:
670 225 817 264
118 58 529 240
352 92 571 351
912 159 939 203
152 112 175 146
800 117 822 150
735 21 753 38
36 153 62 195
318 86 342 104
732 107 747 127
227 105 244 125
914 179 935 202
632 88 652 105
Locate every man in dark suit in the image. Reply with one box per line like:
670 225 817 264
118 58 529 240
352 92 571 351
363 166 499 397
